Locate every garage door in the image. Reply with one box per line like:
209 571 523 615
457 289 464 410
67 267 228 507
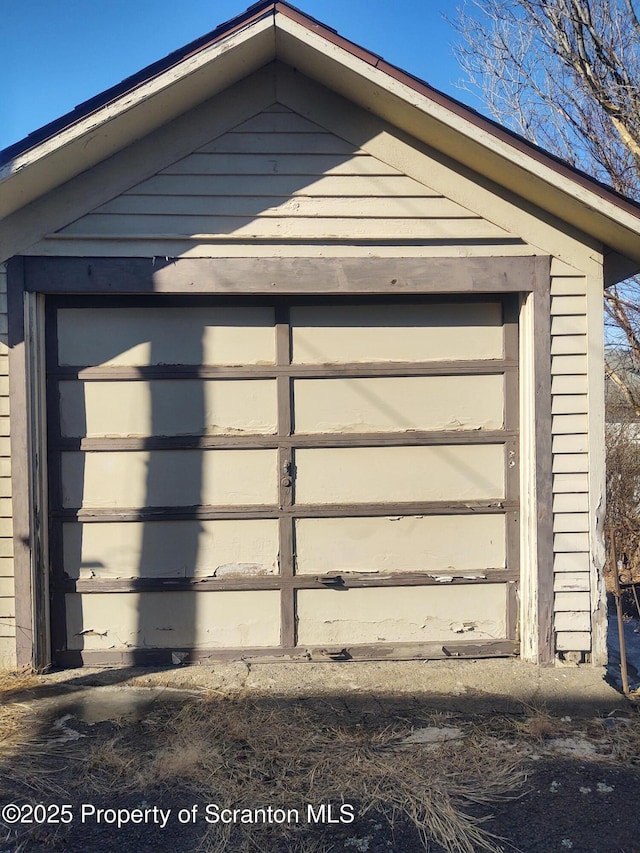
47 295 519 665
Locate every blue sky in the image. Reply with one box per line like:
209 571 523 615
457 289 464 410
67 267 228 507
1 0 482 152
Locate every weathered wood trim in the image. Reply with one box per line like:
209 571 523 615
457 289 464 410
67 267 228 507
54 638 519 667
24 256 539 294
52 361 518 380
54 500 519 522
25 293 51 669
274 63 604 273
45 300 68 661
7 257 32 667
276 305 295 647
533 256 554 663
62 570 519 593
52 430 518 451
586 270 607 664
1 66 277 261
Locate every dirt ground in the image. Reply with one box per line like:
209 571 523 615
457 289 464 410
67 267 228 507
1 661 639 853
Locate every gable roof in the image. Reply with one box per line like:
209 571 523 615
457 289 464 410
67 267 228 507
2 0 640 280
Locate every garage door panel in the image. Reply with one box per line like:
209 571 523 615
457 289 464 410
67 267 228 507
61 449 278 508
57 307 275 366
66 590 281 649
59 379 278 437
63 519 279 579
296 585 508 645
294 514 506 574
294 445 505 504
293 375 504 433
49 294 517 663
291 303 503 363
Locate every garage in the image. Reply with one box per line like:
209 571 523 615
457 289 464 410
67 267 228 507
5 1 640 669
47 294 519 664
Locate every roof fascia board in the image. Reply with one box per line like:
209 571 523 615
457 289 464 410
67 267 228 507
0 67 277 263
275 15 640 266
0 17 275 219
275 62 602 275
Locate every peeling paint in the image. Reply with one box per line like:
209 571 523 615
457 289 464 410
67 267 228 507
213 563 273 577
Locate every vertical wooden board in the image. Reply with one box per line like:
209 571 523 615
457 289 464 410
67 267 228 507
59 379 278 437
296 585 507 645
290 303 503 363
294 445 505 504
57 307 275 366
293 375 504 433
66 590 281 649
61 449 278 507
294 514 506 574
62 519 280 578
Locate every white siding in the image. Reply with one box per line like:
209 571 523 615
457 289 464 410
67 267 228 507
549 263 593 655
0 265 13 667
43 104 515 247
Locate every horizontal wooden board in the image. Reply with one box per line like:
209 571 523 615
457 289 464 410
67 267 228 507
292 375 504 433
551 394 588 415
26 257 540 295
59 379 278 438
58 215 508 241
66 590 281 649
291 303 503 363
296 584 507 645
62 519 279 579
61 449 278 508
550 335 588 355
552 454 589 474
198 131 361 155
96 195 463 218
553 473 589 494
553 572 591 592
294 445 505 504
554 532 590 552
556 631 591 651
554 552 591 573
123 173 442 197
550 315 588 336
552 492 589 513
552 512 590 532
294 514 506 574
160 153 403 177
551 375 589 396
553 592 591 611
552 414 588 434
550 296 587 316
551 355 588 375
57 306 275 367
229 112 329 133
554 611 591 632
549 277 587 296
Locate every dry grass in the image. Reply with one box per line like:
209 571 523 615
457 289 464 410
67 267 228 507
72 696 524 853
0 668 40 753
